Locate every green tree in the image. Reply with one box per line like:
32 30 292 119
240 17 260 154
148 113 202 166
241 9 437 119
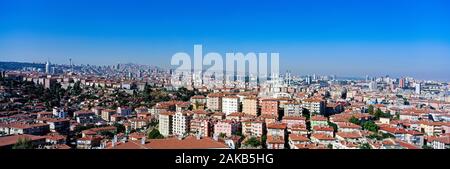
328 121 338 133
148 129 164 139
261 135 267 146
113 123 126 133
244 137 261 147
362 121 379 132
422 145 433 149
99 131 115 138
302 109 311 120
327 144 333 149
359 143 371 149
368 105 374 114
219 133 227 138
374 108 391 119
349 116 360 125
13 138 33 149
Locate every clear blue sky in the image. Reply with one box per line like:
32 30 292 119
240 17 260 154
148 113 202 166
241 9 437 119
1 0 449 81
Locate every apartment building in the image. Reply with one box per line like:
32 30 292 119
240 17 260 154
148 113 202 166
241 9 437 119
242 96 258 116
172 111 192 137
206 93 223 111
222 95 240 115
159 111 174 137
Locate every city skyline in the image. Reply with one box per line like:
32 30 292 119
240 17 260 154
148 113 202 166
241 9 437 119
1 0 450 81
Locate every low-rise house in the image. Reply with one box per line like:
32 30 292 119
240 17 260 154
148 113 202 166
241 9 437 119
36 118 70 134
379 126 407 140
129 118 149 130
77 135 103 149
336 131 364 143
267 135 285 149
310 133 335 145
335 122 362 132
405 130 424 147
310 115 328 127
312 126 334 136
0 123 50 135
108 136 229 149
281 116 306 129
288 134 309 148
0 134 46 149
431 136 450 149
290 124 308 136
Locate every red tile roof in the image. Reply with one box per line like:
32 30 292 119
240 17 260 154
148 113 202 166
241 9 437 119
336 132 362 139
311 133 335 141
267 123 287 129
289 134 309 142
111 136 228 149
0 134 46 147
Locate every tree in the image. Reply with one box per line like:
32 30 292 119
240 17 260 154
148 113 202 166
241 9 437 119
362 121 379 132
368 105 374 114
219 133 227 138
261 135 267 146
374 108 391 119
113 123 126 133
13 137 33 149
148 129 164 139
349 116 360 125
327 144 333 149
244 137 261 147
422 145 433 149
381 133 395 139
328 121 338 133
302 109 311 120
71 81 82 96
359 143 371 149
99 131 115 138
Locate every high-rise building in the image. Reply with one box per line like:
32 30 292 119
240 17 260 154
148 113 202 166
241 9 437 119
399 78 406 88
45 61 50 74
415 83 421 95
305 76 312 85
369 81 377 91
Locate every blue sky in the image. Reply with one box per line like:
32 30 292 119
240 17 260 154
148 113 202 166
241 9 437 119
0 0 450 81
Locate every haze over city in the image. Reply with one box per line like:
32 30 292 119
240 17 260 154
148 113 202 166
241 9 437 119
1 0 450 81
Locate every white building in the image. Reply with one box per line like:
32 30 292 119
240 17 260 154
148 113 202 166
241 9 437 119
415 83 421 95
45 61 50 74
52 107 68 119
159 112 174 137
222 95 240 115
172 111 192 137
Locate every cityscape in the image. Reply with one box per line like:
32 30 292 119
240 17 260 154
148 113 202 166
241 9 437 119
0 60 449 149
0 0 449 152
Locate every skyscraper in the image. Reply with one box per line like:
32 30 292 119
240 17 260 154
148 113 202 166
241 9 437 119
415 83 421 95
369 81 377 91
45 61 50 74
399 78 406 89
